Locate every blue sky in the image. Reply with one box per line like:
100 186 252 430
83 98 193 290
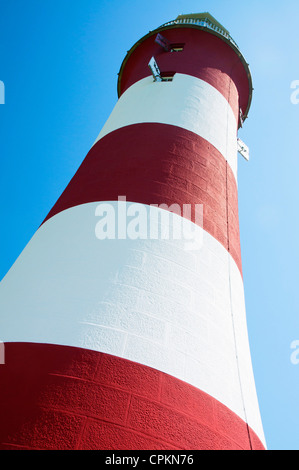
1 0 299 450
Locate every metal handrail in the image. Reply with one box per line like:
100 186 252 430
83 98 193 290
159 17 239 51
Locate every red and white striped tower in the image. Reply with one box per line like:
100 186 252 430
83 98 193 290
0 13 266 450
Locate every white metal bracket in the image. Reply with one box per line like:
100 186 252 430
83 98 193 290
237 138 249 161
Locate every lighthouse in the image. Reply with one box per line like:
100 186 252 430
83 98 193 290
0 13 266 450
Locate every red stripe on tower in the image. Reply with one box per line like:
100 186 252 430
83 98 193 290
0 343 265 450
0 12 266 450
43 125 243 275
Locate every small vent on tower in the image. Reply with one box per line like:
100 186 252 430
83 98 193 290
148 57 175 82
161 71 176 82
154 34 184 53
170 43 184 52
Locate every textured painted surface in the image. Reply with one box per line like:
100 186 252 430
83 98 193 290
0 17 265 451
118 27 250 124
0 201 265 444
44 123 242 275
0 343 265 450
95 75 238 179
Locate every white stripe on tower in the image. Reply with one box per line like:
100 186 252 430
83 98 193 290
0 13 266 450
0 202 265 445
94 74 239 180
